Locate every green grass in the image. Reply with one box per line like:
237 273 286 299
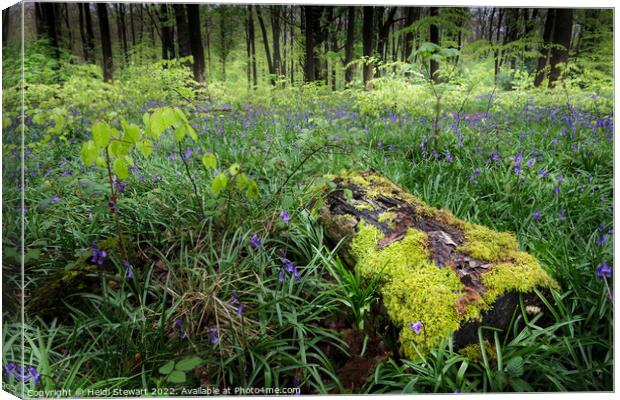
2 58 613 394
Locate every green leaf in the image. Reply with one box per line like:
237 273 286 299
149 109 167 137
186 123 198 141
236 173 249 190
113 158 129 180
166 370 186 384
175 357 203 372
92 121 113 148
246 179 259 199
509 378 533 392
81 140 98 166
173 124 187 141
123 123 141 144
158 361 175 375
229 163 241 176
202 153 217 170
343 189 353 201
162 107 178 127
109 140 132 158
211 173 228 194
136 139 154 158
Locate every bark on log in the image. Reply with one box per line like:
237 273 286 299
317 171 558 359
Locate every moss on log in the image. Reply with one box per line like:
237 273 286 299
318 171 558 360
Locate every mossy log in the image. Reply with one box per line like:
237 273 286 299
318 171 558 360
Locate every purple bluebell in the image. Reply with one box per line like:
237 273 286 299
175 318 187 339
249 234 262 249
469 168 481 182
122 260 133 278
209 327 219 345
50 195 61 203
532 210 542 221
280 211 290 224
90 243 107 265
596 263 612 279
279 269 285 282
408 321 422 334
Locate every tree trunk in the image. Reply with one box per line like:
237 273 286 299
402 7 420 62
344 6 356 84
493 8 504 80
247 6 257 88
129 4 136 47
41 3 60 58
256 7 274 84
97 3 113 82
84 3 95 62
533 9 556 87
62 4 73 52
187 4 205 82
173 4 190 60
78 3 89 60
547 9 573 87
116 4 128 63
302 5 325 82
159 4 175 60
270 6 282 81
429 7 440 83
362 6 374 89
376 7 397 68
316 171 557 359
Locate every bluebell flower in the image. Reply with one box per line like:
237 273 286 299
175 318 187 339
280 211 290 224
532 210 542 221
122 260 133 278
596 263 612 279
50 195 61 203
469 168 481 182
209 327 219 344
408 321 422 334
90 243 107 265
249 234 262 248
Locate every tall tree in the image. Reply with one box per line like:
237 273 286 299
270 6 283 79
159 4 175 60
129 4 136 47
302 5 325 82
344 6 356 84
84 3 95 62
41 2 60 58
116 4 129 63
246 6 258 88
97 3 113 81
173 4 190 59
256 7 274 83
429 7 440 83
547 9 573 87
2 7 9 48
534 9 556 87
362 6 374 88
186 4 206 82
403 7 420 62
78 3 89 60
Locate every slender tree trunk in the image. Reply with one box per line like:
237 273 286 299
429 7 440 83
493 8 504 80
187 4 205 82
173 4 190 59
97 3 113 81
247 6 257 88
547 9 573 87
256 7 274 83
534 9 555 87
41 3 60 58
344 6 356 84
117 4 128 63
129 4 136 47
270 6 282 81
403 7 420 62
63 4 73 52
362 6 374 88
488 8 496 42
159 4 175 60
78 3 89 60
84 3 95 62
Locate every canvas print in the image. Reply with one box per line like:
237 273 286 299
1 1 614 397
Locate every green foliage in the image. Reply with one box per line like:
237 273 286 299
158 357 203 384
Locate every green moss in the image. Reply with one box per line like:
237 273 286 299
351 222 463 359
459 222 519 262
458 342 497 363
377 211 397 228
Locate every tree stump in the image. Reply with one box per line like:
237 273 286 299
317 171 558 359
